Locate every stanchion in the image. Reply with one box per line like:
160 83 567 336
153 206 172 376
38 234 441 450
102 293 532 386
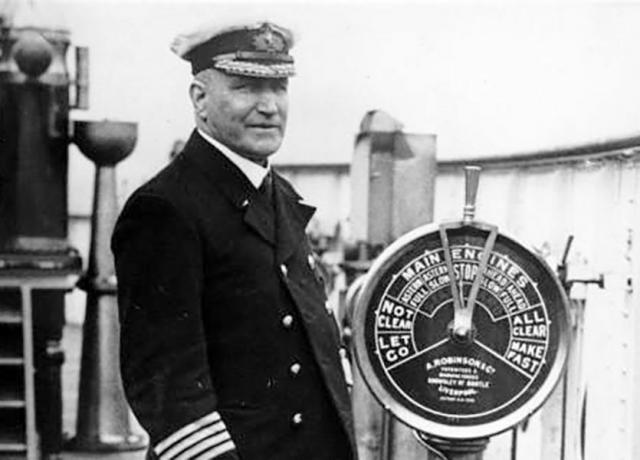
68 120 146 451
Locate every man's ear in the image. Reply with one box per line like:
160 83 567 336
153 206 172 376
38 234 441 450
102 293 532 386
189 80 208 120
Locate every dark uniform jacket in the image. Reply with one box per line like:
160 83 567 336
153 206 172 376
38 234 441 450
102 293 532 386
111 131 356 460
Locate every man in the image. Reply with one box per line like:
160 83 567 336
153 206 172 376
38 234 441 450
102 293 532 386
111 19 356 460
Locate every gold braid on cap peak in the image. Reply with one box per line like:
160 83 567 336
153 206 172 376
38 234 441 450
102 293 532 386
212 54 295 78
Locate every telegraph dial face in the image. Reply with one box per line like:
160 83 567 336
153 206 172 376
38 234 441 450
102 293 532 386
353 222 570 439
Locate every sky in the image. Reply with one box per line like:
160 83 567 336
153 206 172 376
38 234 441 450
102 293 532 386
3 0 640 213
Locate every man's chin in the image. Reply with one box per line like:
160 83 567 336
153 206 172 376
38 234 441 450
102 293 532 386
246 140 282 157
239 143 281 163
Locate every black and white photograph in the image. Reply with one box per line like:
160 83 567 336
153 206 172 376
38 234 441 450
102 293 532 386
1 1 639 459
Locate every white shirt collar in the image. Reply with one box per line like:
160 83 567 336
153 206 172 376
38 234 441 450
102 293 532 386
197 129 269 189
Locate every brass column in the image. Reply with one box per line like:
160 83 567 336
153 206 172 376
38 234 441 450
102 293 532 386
69 120 146 452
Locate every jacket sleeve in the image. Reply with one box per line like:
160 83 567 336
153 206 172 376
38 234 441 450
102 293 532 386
112 193 238 460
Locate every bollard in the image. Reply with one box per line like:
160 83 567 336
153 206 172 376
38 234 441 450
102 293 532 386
68 120 146 451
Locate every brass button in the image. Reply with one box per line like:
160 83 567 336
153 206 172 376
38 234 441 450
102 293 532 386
291 412 303 427
280 264 288 277
289 363 301 376
281 315 294 329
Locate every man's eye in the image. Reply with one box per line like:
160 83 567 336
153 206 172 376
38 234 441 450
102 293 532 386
274 81 288 92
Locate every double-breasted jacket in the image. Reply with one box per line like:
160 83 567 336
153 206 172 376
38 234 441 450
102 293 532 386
111 131 356 460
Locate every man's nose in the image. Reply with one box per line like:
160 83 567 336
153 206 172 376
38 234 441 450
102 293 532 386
255 91 278 115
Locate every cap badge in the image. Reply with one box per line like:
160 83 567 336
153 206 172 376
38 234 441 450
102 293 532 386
252 23 286 53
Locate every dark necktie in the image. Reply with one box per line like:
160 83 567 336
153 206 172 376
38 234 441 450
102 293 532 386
259 171 274 207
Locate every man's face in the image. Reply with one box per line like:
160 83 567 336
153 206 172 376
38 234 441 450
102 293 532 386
199 70 289 163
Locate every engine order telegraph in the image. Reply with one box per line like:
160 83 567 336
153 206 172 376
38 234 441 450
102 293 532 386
353 166 570 440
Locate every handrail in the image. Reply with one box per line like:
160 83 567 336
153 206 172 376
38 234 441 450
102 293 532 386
438 133 640 170
276 132 640 171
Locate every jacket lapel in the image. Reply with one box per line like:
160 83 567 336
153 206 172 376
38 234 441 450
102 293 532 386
271 178 355 448
243 192 276 245
273 173 316 263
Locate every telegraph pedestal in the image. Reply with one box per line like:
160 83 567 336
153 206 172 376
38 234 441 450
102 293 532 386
416 434 489 460
352 166 571 459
